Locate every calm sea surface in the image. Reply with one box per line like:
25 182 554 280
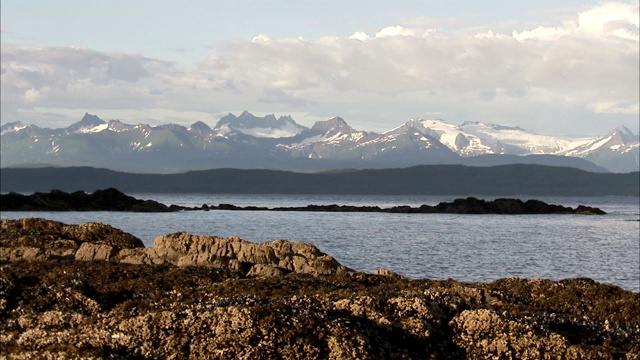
2 194 639 292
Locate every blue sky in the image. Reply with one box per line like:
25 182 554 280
1 1 638 136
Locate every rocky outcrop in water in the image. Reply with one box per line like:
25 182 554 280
266 197 607 215
1 218 637 359
1 189 607 215
0 217 144 262
0 219 348 277
0 188 173 212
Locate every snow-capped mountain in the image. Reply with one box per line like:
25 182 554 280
562 126 639 173
188 121 214 136
277 117 459 167
281 117 377 160
350 121 458 165
1 122 37 139
459 121 596 155
391 119 516 156
214 111 307 138
1 112 638 173
64 113 107 134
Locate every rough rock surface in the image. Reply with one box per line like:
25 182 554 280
1 219 638 359
0 219 349 277
149 232 350 276
0 217 144 262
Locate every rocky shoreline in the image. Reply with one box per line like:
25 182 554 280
1 188 607 215
1 218 638 359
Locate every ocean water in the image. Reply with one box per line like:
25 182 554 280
2 194 639 292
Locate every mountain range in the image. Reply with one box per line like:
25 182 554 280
1 112 638 173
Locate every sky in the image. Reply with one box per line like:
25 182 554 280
1 1 639 137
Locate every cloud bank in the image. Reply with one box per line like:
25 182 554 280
1 2 638 135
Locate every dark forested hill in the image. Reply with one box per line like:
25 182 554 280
1 165 638 196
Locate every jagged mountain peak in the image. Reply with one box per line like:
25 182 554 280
561 125 639 172
65 113 106 133
1 121 25 133
608 126 638 143
154 123 188 131
214 111 307 138
311 117 354 134
219 111 277 127
106 119 135 132
81 112 103 122
237 110 263 123
189 121 212 133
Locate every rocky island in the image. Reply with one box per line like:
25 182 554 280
1 188 606 215
1 218 637 359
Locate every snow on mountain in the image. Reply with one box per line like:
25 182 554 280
64 113 107 134
2 111 638 172
563 126 638 157
284 116 457 164
214 111 307 138
361 121 440 152
78 123 109 133
282 117 376 160
105 120 138 133
559 126 639 173
459 121 595 154
188 121 214 136
1 122 28 136
355 121 456 162
390 119 510 156
309 117 370 144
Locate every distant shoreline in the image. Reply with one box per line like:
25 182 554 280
1 164 639 196
1 188 607 215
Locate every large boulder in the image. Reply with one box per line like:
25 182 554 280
0 218 144 262
151 232 350 276
0 219 350 277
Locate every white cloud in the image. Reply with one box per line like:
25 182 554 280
207 1 637 113
589 101 640 114
1 2 638 135
349 31 369 41
374 26 436 38
23 88 41 102
252 34 271 43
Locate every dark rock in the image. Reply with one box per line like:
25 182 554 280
574 205 607 215
216 203 241 210
236 197 606 215
1 189 606 215
0 188 175 212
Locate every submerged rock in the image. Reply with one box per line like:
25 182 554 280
0 218 637 359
